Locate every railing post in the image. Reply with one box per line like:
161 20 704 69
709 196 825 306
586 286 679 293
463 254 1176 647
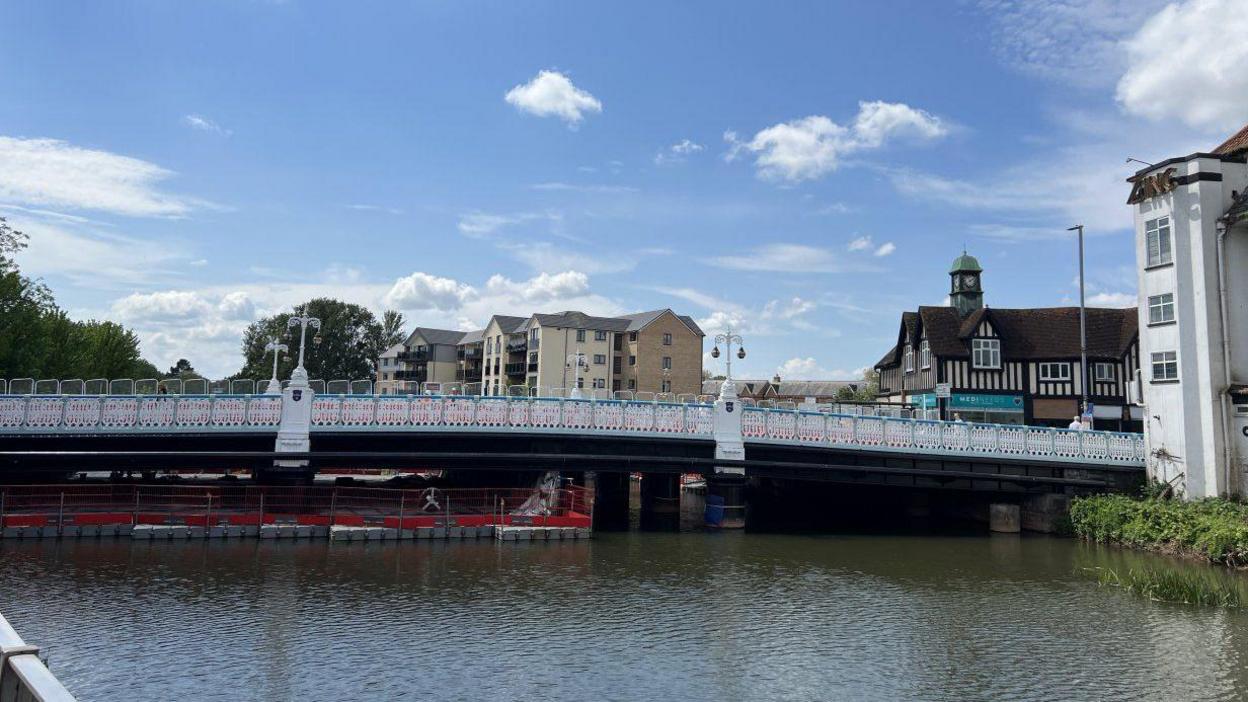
206 493 213 530
57 491 64 536
329 489 337 526
1050 427 1057 455
398 492 405 532
993 425 1000 455
258 491 265 528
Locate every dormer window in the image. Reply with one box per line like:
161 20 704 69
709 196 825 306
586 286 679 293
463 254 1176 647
904 345 915 373
972 339 1000 369
919 339 931 370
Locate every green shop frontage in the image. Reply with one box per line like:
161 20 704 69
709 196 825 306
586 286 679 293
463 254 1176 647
911 392 1025 425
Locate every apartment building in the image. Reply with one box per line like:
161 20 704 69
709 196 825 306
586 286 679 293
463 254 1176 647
469 308 704 396
376 327 470 394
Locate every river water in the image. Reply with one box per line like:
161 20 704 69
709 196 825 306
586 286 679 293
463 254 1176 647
3 512 1248 701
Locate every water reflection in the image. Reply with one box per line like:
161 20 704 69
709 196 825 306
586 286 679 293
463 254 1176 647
2 530 1247 701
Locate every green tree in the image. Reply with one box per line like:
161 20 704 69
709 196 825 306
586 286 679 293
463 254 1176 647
853 368 880 402
165 358 201 379
365 309 405 374
237 298 381 381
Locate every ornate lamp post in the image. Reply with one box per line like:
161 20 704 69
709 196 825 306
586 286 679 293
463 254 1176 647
710 328 746 401
286 314 322 387
263 337 288 395
566 350 589 399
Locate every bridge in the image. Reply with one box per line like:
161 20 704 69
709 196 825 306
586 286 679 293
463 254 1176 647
0 378 1146 527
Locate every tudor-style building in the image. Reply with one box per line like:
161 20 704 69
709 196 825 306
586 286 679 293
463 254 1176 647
875 252 1142 431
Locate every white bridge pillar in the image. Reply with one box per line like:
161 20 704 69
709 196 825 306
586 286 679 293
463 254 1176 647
707 379 747 528
273 370 314 474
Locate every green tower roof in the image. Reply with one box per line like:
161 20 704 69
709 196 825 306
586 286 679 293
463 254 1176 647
949 251 982 273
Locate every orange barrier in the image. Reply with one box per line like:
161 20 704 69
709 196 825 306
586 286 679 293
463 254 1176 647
0 484 593 530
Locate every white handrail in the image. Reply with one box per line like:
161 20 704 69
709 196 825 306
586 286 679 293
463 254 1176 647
0 610 77 701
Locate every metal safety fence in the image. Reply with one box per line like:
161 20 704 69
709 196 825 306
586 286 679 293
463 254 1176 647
0 484 593 531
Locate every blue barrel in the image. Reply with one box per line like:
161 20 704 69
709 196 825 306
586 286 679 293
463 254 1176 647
704 494 725 527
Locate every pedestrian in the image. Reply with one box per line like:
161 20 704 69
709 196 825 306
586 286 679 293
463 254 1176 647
953 412 964 422
1067 415 1083 430
158 383 168 395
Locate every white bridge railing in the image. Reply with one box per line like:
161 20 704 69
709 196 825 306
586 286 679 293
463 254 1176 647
0 394 1145 466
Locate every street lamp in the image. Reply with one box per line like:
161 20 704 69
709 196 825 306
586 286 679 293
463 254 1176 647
1068 224 1089 421
711 328 746 401
566 350 588 399
287 314 322 386
263 337 289 395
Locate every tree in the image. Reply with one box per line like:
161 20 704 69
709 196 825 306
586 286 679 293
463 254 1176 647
165 358 201 379
853 368 880 402
365 309 405 374
236 298 381 381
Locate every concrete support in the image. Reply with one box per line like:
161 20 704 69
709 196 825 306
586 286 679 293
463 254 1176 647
639 472 680 530
589 471 630 531
706 473 748 529
1021 493 1071 533
988 503 1020 533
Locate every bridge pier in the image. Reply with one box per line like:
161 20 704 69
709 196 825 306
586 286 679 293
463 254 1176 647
706 472 748 529
639 472 680 530
589 471 630 531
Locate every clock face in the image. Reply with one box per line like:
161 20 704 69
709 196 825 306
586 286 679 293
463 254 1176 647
962 274 978 288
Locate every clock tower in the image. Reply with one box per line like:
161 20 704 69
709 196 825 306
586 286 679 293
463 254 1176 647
949 251 983 317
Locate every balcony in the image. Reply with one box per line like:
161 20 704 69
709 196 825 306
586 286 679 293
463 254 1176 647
397 350 427 362
461 347 481 359
506 340 527 354
504 362 527 375
394 370 427 382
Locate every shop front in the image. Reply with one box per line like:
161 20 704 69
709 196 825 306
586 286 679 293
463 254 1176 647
910 392 1025 424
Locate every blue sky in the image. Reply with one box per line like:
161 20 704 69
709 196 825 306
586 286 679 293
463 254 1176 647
1 0 1245 379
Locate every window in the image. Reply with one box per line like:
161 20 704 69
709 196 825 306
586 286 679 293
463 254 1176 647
593 354 606 365
1094 362 1115 382
629 331 637 342
486 338 492 354
576 378 585 389
972 339 1001 369
661 380 672 393
529 352 538 363
662 332 672 345
1145 216 1172 267
904 346 914 373
1038 362 1071 381
593 378 606 389
628 355 636 366
919 339 931 370
628 379 636 390
530 328 539 341
1148 293 1175 324
576 329 586 343
662 356 672 370
1151 351 1178 381
595 330 608 341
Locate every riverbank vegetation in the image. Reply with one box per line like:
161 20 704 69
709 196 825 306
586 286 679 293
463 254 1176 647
1070 493 1248 566
1093 565 1245 607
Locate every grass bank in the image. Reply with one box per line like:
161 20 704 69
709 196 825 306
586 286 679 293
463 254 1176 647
1093 566 1246 606
1070 494 1248 567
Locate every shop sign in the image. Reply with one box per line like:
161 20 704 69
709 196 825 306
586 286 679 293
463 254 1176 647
948 393 1024 412
1126 167 1178 204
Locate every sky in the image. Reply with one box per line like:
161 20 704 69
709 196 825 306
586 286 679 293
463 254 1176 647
1 0 1246 380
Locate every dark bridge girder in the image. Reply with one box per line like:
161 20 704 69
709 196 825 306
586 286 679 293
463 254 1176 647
0 430 1143 493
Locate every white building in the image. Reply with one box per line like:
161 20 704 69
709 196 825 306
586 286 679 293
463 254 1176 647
1129 124 1248 498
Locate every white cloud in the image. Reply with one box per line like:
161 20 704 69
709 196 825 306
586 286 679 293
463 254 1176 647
217 291 256 320
15 217 189 286
344 203 404 215
847 235 872 251
530 182 639 194
112 290 215 324
457 210 560 237
501 241 637 274
725 101 947 182
1116 0 1248 131
977 0 1169 88
709 243 879 273
383 272 477 311
504 70 602 126
654 138 704 165
874 242 896 257
0 136 198 217
776 357 833 380
182 114 232 136
485 270 590 304
1087 291 1137 307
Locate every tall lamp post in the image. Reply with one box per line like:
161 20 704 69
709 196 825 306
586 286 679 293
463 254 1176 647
287 314 322 387
710 328 746 401
263 337 288 395
566 350 588 399
1067 224 1089 422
